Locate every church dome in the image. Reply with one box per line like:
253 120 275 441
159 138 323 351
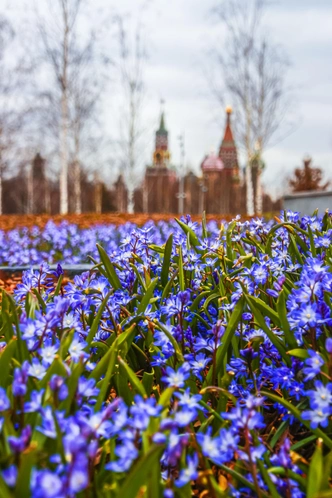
201 151 224 171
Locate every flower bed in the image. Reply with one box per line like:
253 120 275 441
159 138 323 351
0 212 331 497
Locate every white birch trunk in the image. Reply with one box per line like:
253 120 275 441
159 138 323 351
246 161 255 216
73 134 81 214
59 3 69 215
256 168 263 215
0 165 2 216
60 90 69 214
127 187 134 214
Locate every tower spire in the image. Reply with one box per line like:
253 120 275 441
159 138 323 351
219 106 238 169
158 99 166 132
153 101 170 167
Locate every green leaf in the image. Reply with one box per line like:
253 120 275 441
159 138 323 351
249 296 280 326
0 475 12 498
86 290 113 346
244 294 290 365
158 387 175 408
291 435 317 452
117 444 165 498
307 439 323 498
154 320 184 362
261 390 332 450
97 243 121 290
2 290 29 363
118 357 146 397
219 464 270 498
308 225 317 257
142 370 154 396
53 274 63 297
289 233 304 265
25 291 40 317
190 290 211 312
0 338 17 388
276 290 298 349
178 245 185 291
63 361 84 413
15 444 38 497
137 278 158 315
175 217 199 247
257 458 280 498
287 348 310 359
32 288 46 313
204 297 244 387
161 234 173 287
89 324 137 381
161 269 178 301
94 343 118 412
202 211 208 238
269 467 306 489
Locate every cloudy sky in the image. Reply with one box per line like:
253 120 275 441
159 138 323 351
5 0 332 197
111 0 332 198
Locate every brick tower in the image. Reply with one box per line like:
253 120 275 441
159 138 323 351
200 107 241 214
143 110 177 213
153 113 170 167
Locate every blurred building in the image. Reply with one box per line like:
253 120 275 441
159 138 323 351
112 107 279 215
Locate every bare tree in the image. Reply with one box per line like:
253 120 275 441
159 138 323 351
32 0 107 215
210 0 292 215
115 16 147 214
69 37 109 214
0 16 23 215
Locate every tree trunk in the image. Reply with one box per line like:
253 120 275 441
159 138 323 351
0 165 2 216
27 163 33 214
60 91 69 214
143 177 148 213
73 159 81 214
127 187 134 214
256 168 263 215
246 161 255 216
59 4 69 215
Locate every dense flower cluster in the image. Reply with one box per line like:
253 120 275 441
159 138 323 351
1 211 332 497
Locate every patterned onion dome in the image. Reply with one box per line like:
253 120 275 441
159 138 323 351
201 151 224 171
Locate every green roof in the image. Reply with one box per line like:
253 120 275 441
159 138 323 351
157 112 167 135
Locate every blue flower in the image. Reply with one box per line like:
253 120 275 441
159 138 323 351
0 387 10 411
24 390 44 413
306 381 332 408
175 453 198 488
303 351 324 381
302 406 331 429
162 364 190 388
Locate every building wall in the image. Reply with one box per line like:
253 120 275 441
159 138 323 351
283 191 332 215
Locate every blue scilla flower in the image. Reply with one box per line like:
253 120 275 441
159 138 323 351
2 465 17 488
302 406 331 429
175 453 198 488
31 470 63 498
306 381 332 409
24 389 44 413
326 337 332 354
28 358 46 380
197 427 238 466
162 364 190 388
303 350 324 381
0 387 10 411
8 425 31 454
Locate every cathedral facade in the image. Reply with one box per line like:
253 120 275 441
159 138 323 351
111 108 279 215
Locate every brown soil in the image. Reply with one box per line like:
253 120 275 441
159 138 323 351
0 212 271 231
